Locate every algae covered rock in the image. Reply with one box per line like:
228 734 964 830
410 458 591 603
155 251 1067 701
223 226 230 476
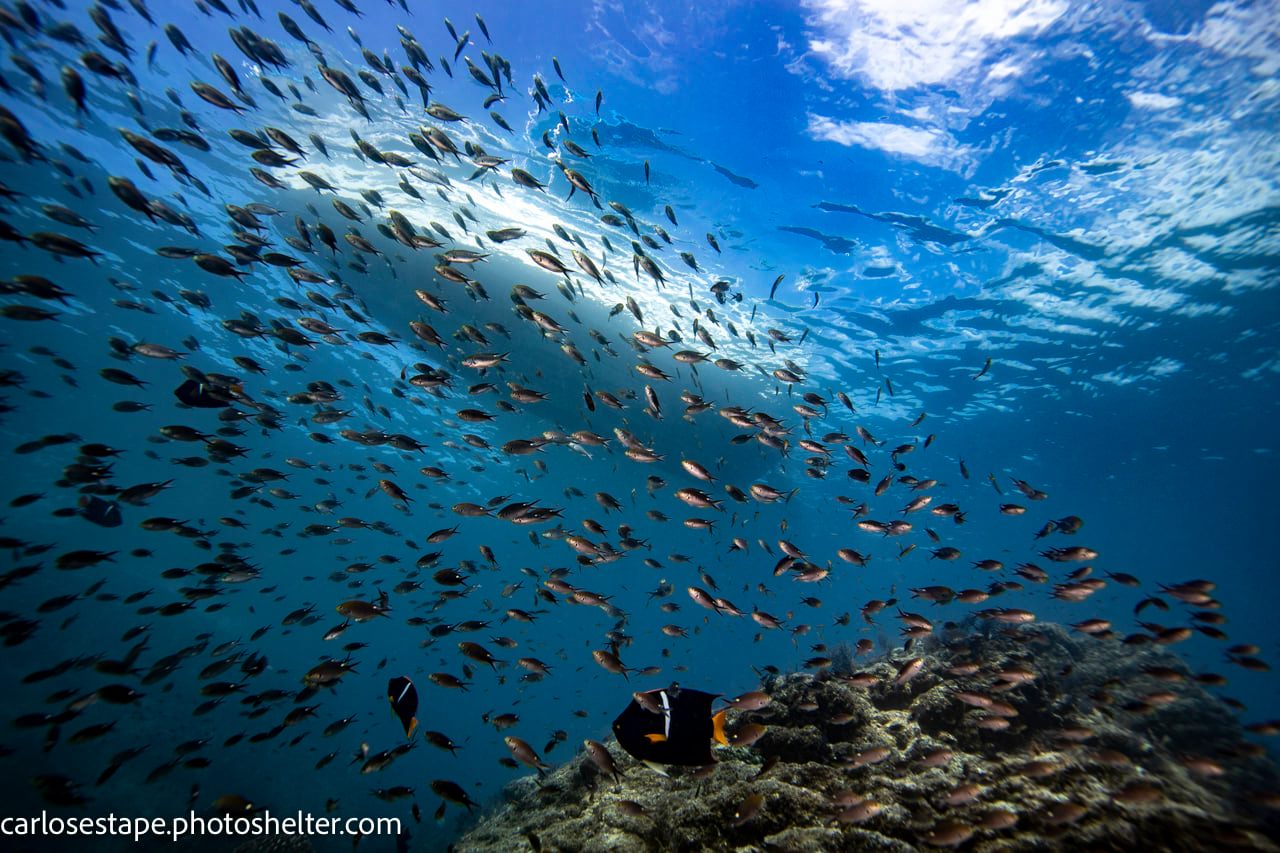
456 621 1280 852
232 836 314 853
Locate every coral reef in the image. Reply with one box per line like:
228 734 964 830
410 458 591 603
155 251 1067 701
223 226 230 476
456 622 1280 851
232 835 314 853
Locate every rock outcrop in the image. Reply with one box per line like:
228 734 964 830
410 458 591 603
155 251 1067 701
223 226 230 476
457 622 1280 851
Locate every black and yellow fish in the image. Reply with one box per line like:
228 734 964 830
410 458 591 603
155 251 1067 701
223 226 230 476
387 676 418 739
612 686 727 773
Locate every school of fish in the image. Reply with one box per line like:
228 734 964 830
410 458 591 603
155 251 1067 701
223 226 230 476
0 0 1275 849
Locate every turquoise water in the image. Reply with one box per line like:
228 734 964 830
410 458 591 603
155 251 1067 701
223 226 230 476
0 0 1277 849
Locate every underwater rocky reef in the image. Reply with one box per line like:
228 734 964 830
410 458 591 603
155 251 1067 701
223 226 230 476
457 622 1280 851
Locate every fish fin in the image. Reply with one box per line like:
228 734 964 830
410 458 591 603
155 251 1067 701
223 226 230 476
406 717 418 740
644 733 667 744
712 709 729 747
642 760 669 777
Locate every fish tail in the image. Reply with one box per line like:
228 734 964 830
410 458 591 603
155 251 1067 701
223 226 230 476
712 709 729 746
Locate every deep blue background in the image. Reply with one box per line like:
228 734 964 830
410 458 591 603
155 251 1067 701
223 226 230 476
0 0 1276 849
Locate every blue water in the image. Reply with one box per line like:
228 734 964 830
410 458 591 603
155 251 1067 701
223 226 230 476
0 0 1277 849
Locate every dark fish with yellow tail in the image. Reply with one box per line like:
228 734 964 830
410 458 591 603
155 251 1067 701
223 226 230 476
386 676 418 739
505 736 550 773
612 685 728 774
430 779 477 812
731 792 764 826
584 739 622 782
378 479 412 504
593 649 630 679
768 274 784 300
